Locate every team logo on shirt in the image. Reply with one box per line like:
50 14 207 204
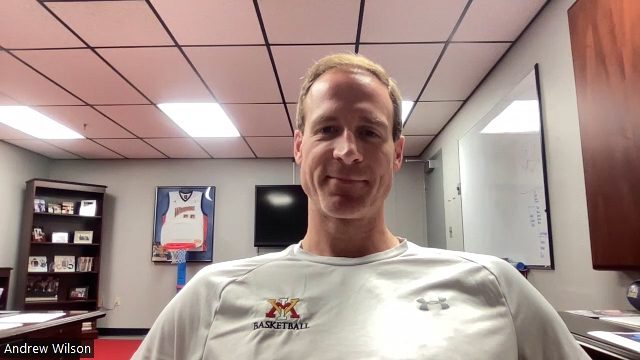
252 298 309 331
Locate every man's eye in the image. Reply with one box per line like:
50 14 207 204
318 126 338 135
361 129 380 138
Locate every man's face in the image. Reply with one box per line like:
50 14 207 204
294 68 404 220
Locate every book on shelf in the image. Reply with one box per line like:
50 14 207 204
25 275 59 301
76 257 94 272
28 256 48 272
53 256 75 272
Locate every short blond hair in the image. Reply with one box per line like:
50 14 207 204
296 53 403 141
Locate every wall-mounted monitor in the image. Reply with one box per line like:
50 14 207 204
254 185 308 248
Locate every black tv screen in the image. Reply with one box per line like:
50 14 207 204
254 185 308 247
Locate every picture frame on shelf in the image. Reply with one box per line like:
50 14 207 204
32 227 46 243
51 232 68 243
76 257 93 272
28 256 47 272
79 200 97 216
34 199 46 213
68 287 88 300
73 231 93 244
152 186 216 263
47 203 62 214
53 256 75 272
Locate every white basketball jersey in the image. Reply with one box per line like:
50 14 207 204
160 191 205 249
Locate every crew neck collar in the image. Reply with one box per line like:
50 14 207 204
292 238 408 265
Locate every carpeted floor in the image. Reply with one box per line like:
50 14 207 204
81 339 142 360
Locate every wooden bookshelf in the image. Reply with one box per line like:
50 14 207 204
14 179 106 337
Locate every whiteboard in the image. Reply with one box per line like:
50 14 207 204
459 66 553 268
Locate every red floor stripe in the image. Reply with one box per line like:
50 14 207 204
82 339 142 360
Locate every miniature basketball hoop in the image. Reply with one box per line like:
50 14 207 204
164 243 195 292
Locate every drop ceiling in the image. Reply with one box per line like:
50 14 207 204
0 0 546 159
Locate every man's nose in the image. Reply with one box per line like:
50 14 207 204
333 130 363 164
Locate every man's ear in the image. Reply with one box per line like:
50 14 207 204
294 130 303 165
393 135 405 171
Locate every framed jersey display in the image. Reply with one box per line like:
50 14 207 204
152 186 216 262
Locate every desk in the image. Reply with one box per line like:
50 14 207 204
0 310 105 359
560 312 640 360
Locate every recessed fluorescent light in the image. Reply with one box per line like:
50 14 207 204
481 100 541 134
401 101 414 125
157 103 239 138
0 106 84 139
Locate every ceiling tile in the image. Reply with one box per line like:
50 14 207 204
358 44 443 100
245 137 293 158
95 139 166 159
195 138 255 158
0 92 19 105
361 0 467 42
453 0 546 41
95 105 186 138
259 0 360 43
150 0 264 45
3 139 80 159
403 101 463 135
98 47 212 103
0 124 35 139
185 46 280 103
46 1 172 47
222 104 291 136
47 139 124 159
145 138 210 158
13 49 149 105
0 0 84 49
420 43 510 101
0 52 81 106
403 136 434 157
34 106 135 139
272 45 354 102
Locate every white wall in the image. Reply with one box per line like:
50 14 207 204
0 141 51 308
48 158 425 328
422 0 639 310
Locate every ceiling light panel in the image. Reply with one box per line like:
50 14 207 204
0 106 84 139
420 43 510 101
3 139 80 159
222 104 291 136
98 47 213 104
95 139 167 159
185 46 281 103
403 101 463 135
195 138 255 158
47 139 123 159
46 1 172 47
150 0 264 45
157 103 240 138
403 136 434 157
258 0 360 44
271 45 354 102
453 0 546 41
145 138 210 158
95 105 187 138
13 49 149 105
0 52 81 106
34 106 135 139
361 0 468 42
358 44 443 100
245 137 294 158
0 0 83 49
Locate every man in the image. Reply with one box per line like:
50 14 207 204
133 54 588 359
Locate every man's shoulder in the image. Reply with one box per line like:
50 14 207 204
406 242 515 276
190 246 295 284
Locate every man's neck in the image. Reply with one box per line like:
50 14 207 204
301 206 399 258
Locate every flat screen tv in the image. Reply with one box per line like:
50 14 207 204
254 185 308 247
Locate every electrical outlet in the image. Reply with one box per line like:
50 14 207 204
114 297 121 307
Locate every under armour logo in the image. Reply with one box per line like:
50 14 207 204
416 296 449 311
